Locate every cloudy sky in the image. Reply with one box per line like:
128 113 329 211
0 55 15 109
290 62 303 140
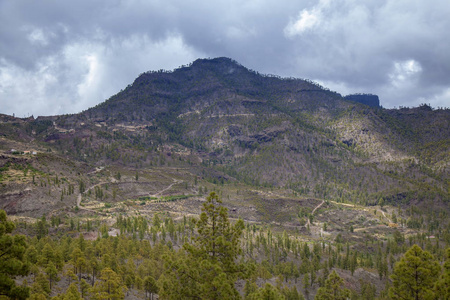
1 0 449 117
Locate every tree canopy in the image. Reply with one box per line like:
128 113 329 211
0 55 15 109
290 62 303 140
389 244 440 300
0 209 30 299
315 270 350 300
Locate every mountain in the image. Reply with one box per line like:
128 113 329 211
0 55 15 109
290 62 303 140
2 57 450 300
0 57 449 219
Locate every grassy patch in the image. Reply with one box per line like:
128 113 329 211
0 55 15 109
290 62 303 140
138 196 158 201
159 194 195 202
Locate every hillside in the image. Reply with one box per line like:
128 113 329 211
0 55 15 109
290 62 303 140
0 57 449 218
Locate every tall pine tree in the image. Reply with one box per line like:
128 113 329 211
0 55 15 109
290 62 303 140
159 192 251 299
389 244 440 300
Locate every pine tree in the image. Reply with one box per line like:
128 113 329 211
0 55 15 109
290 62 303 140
243 280 258 298
64 282 82 300
315 270 350 300
303 273 310 292
350 251 357 275
92 267 126 300
435 248 450 300
45 261 59 289
360 281 376 300
36 215 48 239
32 272 50 296
159 192 251 299
144 275 158 300
0 209 30 299
41 243 55 266
389 244 440 300
246 283 285 300
80 279 91 298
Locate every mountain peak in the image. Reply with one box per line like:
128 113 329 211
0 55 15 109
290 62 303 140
186 57 247 75
191 57 239 66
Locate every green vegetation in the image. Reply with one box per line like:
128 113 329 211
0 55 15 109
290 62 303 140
315 271 350 300
160 192 249 299
389 245 441 300
0 210 30 299
2 194 450 299
159 194 194 202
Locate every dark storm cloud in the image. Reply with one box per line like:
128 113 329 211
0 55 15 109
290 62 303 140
1 0 449 116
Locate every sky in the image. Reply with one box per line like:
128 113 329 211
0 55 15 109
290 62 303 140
1 0 449 117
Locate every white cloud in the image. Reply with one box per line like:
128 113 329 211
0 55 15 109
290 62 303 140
77 54 101 101
0 57 59 117
389 59 422 88
1 0 450 114
284 0 331 37
419 87 450 109
26 28 49 46
0 33 203 116
284 10 321 37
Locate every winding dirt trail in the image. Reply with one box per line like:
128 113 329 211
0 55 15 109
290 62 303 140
329 200 392 223
77 181 107 208
150 178 183 197
307 200 325 226
329 200 355 208
312 200 325 215
328 200 393 225
379 209 392 223
76 177 183 211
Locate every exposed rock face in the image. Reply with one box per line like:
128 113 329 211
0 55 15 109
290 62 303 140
345 94 380 108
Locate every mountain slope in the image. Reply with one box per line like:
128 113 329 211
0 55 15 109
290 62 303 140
0 57 449 218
